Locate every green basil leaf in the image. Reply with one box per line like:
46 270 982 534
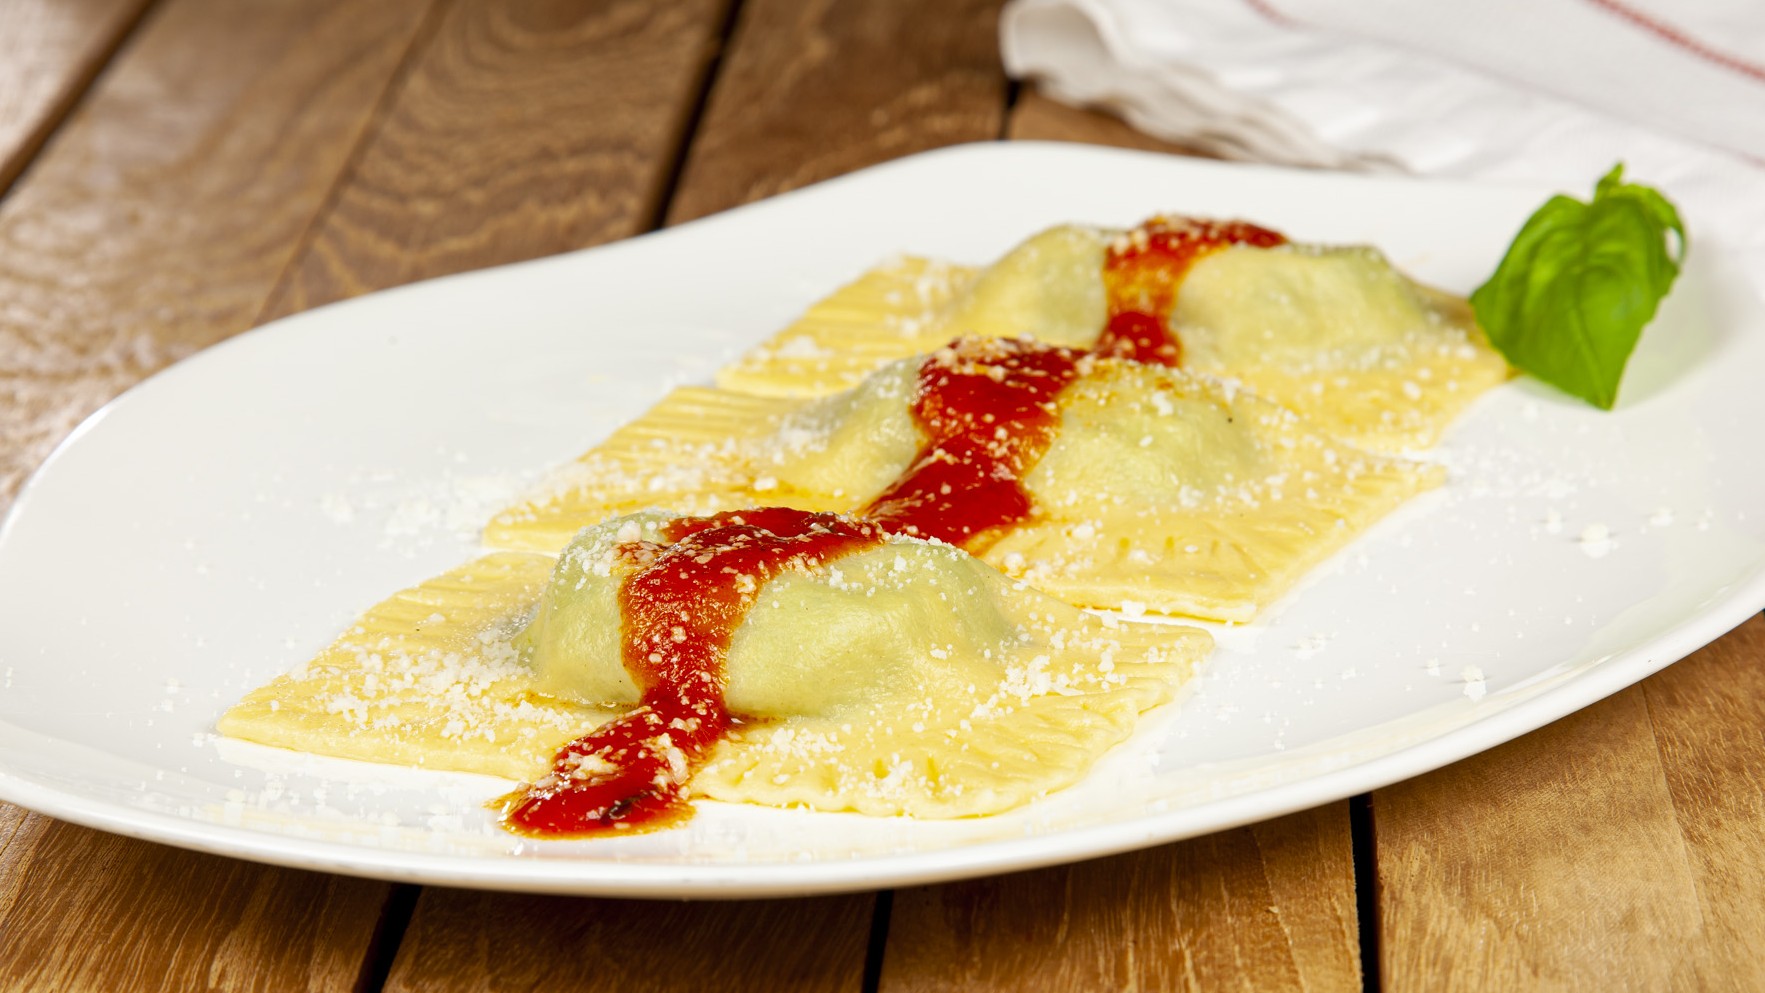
1469 164 1686 410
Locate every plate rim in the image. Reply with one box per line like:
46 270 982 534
1 140 1760 898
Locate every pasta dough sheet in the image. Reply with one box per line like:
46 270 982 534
717 225 1509 451
218 553 609 780
487 355 1439 621
219 515 1210 818
716 255 979 396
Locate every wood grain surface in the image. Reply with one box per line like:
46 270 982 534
360 1 1001 980
385 889 874 993
665 0 1009 223
0 0 440 986
4 0 1765 989
259 0 732 320
0 818 388 992
0 0 153 194
880 806 1361 993
1642 616 1765 987
254 3 886 983
1374 614 1765 992
0 0 436 507
856 85 1364 993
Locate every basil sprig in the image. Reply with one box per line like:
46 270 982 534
1470 164 1686 410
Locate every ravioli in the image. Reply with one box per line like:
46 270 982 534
488 341 1438 621
221 214 1477 834
220 511 1208 820
717 220 1509 450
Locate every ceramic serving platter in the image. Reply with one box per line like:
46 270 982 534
1 143 1761 897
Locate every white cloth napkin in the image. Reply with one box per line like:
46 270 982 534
1001 0 1765 255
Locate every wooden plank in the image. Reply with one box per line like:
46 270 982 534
664 0 1010 224
868 94 1362 993
1642 617 1765 986
385 888 873 993
0 801 26 915
0 0 438 507
366 3 978 985
0 0 439 986
1013 88 1765 988
0 817 388 991
376 4 1012 986
1374 615 1765 991
880 806 1362 992
7 0 754 985
259 0 732 321
0 0 153 194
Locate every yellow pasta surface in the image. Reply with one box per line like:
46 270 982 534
221 215 1480 826
218 553 610 780
716 256 979 396
221 514 1210 818
719 224 1508 450
487 356 1438 621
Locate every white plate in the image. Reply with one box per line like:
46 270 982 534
2 144 1762 898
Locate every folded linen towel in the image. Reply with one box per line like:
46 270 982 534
1001 0 1765 254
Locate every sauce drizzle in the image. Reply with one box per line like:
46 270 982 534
507 334 1092 835
502 510 884 836
1097 216 1287 366
862 337 1085 550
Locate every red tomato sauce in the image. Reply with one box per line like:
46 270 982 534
861 337 1086 550
501 510 884 836
1097 216 1287 365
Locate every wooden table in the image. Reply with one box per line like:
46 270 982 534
2 1 1761 989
